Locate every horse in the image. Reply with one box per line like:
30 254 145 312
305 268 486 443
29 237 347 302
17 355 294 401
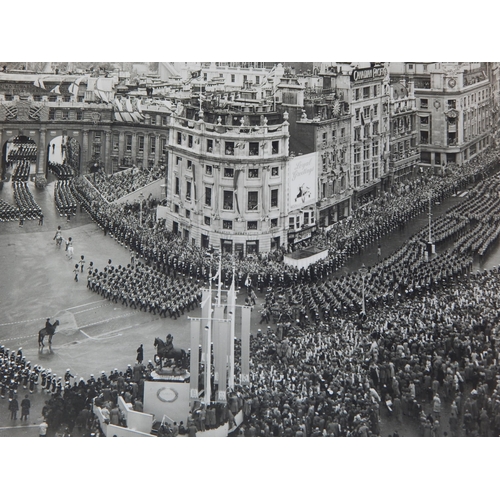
154 337 186 371
38 320 60 347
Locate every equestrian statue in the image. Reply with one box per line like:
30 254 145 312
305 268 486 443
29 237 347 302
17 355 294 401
154 334 187 371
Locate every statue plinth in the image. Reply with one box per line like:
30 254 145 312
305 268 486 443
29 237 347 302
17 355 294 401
150 368 190 383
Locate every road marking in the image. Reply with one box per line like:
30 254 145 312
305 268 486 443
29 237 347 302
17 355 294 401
0 333 38 342
79 329 91 338
0 317 46 328
73 304 107 315
66 299 107 310
78 312 136 329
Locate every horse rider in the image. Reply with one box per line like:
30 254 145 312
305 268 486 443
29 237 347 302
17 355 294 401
165 333 174 354
45 318 52 331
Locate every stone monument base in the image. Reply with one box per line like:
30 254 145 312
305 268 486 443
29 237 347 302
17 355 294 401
150 368 190 383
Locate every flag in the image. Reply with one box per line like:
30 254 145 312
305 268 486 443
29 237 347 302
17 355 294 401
189 319 201 400
240 306 251 386
114 98 123 111
33 78 46 90
68 82 79 95
227 275 236 389
125 98 133 113
50 85 61 94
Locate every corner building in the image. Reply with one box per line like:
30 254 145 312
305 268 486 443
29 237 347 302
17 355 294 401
164 101 289 256
389 62 493 169
320 63 391 207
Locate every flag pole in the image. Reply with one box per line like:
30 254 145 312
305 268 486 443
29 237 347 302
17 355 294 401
217 251 222 307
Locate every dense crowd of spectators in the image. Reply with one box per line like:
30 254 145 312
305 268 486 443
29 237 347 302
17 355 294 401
86 164 166 202
231 267 500 436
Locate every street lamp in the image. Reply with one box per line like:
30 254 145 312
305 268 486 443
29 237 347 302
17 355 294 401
139 193 145 227
359 264 369 316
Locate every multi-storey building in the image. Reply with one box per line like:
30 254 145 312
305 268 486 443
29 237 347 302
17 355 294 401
278 75 352 236
389 62 493 170
320 63 391 206
163 97 289 256
0 73 171 180
387 79 419 183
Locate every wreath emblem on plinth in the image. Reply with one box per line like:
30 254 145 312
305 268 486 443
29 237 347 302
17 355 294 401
157 387 179 403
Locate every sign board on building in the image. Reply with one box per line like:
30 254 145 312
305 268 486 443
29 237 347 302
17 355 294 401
351 66 387 83
288 152 318 212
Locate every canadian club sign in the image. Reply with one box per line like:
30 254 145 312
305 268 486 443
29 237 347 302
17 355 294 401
351 66 387 82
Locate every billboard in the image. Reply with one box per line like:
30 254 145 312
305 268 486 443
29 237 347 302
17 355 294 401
288 152 318 212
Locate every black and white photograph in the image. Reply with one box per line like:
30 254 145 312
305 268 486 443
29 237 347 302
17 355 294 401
1 3 498 498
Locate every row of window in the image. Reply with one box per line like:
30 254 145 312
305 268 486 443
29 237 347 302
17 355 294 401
353 85 381 101
353 142 380 163
353 122 379 141
119 134 167 155
49 109 84 120
321 127 346 143
420 91 489 111
174 162 280 179
176 133 280 156
353 162 380 187
173 207 278 231
173 181 279 210
354 104 379 121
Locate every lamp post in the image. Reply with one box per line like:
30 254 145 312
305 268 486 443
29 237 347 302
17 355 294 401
428 190 432 246
139 193 145 227
359 264 368 315
427 190 434 258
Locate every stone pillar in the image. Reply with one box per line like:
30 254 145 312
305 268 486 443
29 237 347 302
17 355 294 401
37 128 46 176
82 130 89 173
131 132 137 164
143 134 149 167
105 131 111 174
154 133 160 166
118 132 125 165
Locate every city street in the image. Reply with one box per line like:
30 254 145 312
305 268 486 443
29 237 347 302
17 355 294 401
1 172 500 437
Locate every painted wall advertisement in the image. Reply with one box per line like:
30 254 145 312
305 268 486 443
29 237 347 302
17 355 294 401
288 152 318 212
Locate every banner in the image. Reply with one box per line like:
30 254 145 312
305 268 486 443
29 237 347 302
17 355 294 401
240 305 251 386
189 319 201 400
201 321 211 404
216 321 229 402
212 305 224 383
288 152 318 212
227 278 236 389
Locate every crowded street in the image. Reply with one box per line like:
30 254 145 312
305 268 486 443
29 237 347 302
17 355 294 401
1 150 500 437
